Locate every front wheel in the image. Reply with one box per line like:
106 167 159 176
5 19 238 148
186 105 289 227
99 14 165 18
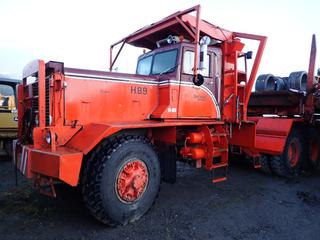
82 135 161 226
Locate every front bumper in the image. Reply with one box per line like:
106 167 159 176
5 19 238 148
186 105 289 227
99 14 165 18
13 140 83 186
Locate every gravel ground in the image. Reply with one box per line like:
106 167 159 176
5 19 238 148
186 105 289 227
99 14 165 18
0 159 320 240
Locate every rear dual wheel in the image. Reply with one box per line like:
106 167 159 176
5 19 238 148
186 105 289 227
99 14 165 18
260 127 320 177
82 135 161 226
270 128 305 177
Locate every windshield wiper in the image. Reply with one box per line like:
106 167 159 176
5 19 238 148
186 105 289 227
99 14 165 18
158 65 177 76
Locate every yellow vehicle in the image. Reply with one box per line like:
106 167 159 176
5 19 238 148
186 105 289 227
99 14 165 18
0 78 20 159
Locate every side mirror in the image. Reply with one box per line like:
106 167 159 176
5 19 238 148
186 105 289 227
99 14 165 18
199 36 211 70
193 74 204 86
246 51 253 60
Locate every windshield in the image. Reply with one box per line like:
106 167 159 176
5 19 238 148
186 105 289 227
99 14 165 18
0 84 15 110
136 55 152 75
136 49 178 75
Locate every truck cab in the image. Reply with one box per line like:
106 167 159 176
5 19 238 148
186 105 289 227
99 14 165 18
134 40 222 119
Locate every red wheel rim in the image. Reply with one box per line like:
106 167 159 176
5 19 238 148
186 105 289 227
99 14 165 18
116 159 149 203
310 139 319 163
288 141 299 167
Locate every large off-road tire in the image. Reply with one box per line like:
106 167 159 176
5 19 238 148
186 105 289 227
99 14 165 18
306 129 320 170
255 74 276 92
82 135 161 226
270 128 305 177
288 71 307 91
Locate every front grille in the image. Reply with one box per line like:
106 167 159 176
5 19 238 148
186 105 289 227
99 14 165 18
30 77 50 126
32 81 39 114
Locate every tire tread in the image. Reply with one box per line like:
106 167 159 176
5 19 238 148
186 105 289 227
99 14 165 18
82 135 160 226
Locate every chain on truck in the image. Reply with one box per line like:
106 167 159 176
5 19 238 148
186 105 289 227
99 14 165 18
13 5 319 226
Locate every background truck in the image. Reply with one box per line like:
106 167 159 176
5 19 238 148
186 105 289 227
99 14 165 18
13 5 317 226
0 77 19 159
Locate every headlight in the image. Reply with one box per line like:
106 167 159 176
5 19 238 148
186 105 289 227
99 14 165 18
45 131 51 144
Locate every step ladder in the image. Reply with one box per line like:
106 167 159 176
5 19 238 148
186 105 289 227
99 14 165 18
211 143 228 183
211 162 228 183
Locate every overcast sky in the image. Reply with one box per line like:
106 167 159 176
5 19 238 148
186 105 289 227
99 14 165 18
0 0 319 79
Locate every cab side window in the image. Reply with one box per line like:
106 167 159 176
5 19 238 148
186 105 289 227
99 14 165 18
183 51 210 77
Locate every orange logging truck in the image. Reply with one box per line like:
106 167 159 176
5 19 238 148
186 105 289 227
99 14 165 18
13 5 318 225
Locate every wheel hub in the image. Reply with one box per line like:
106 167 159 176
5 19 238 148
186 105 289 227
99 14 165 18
116 160 148 203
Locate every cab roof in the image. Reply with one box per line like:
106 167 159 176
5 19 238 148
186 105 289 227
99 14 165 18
111 5 233 50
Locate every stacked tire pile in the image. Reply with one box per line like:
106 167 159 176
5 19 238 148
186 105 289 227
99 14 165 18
255 71 308 92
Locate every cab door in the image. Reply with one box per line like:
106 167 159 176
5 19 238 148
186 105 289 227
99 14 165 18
177 46 221 119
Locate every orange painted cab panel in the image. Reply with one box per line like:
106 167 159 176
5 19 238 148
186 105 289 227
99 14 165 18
64 76 220 122
64 74 159 125
62 43 223 124
63 65 221 123
178 84 220 118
